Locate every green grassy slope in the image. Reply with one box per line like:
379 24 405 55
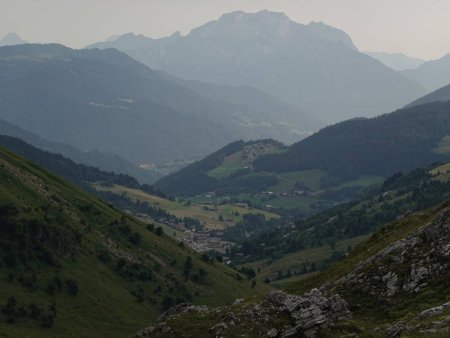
0 146 267 337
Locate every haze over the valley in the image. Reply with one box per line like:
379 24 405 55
2 2 450 337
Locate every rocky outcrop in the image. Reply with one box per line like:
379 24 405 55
386 321 408 337
140 289 350 337
264 289 350 337
335 207 450 298
384 302 450 336
420 316 450 334
416 302 450 320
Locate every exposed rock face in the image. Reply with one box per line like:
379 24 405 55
267 328 278 337
265 289 350 337
140 289 350 337
336 207 450 298
421 316 450 333
415 303 450 320
385 302 450 336
159 303 209 322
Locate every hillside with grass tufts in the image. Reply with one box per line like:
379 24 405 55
0 145 267 337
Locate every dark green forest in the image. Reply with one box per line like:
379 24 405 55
254 102 450 179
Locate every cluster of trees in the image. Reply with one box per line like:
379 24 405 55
158 256 209 311
2 297 57 327
0 203 82 269
222 213 276 243
214 174 278 196
45 276 79 296
275 263 318 281
183 256 208 284
114 258 153 282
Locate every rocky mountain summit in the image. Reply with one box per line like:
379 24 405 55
90 10 426 122
137 289 350 337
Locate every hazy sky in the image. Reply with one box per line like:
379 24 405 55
1 0 450 60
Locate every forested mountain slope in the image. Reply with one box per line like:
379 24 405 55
254 101 450 179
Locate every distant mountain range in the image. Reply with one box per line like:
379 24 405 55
402 53 450 91
0 43 318 169
0 32 27 46
89 10 427 122
162 72 321 138
364 51 425 71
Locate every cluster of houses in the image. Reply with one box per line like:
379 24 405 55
250 189 322 199
182 231 232 253
131 211 233 253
